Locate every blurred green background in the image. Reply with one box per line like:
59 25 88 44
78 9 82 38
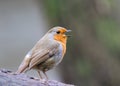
0 0 120 86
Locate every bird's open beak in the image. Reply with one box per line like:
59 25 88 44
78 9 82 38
66 30 72 37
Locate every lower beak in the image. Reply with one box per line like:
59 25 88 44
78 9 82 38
66 35 72 37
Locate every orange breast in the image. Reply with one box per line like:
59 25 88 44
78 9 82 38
61 42 66 57
54 34 67 56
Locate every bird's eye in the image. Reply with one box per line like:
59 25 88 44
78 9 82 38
56 31 60 34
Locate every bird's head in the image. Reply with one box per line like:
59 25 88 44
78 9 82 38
47 26 71 44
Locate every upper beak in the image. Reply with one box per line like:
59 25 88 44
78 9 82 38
66 30 72 32
66 30 72 37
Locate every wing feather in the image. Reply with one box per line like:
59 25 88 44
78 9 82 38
29 49 49 69
29 42 60 70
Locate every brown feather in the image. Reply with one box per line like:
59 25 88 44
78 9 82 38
29 40 60 70
29 49 49 69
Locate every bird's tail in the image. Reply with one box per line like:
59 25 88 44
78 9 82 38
16 54 31 74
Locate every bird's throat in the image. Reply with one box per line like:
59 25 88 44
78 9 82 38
54 35 67 44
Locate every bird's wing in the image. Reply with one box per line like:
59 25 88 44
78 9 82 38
29 43 59 70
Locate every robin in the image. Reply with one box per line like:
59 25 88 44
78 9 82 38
16 26 71 79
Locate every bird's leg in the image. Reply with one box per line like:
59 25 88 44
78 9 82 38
37 70 43 79
43 71 48 80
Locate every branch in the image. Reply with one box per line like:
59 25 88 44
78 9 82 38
0 69 74 86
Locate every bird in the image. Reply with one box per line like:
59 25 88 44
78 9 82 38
16 26 71 79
